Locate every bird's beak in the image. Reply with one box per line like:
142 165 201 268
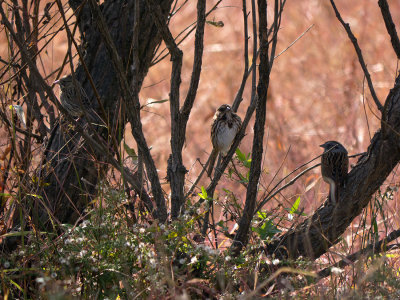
319 144 325 148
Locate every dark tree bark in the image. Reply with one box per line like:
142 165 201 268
232 0 270 253
39 0 173 227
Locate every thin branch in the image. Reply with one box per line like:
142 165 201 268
317 228 400 279
255 153 323 213
274 24 314 59
151 0 222 66
180 0 206 128
329 0 383 112
145 0 184 218
232 0 271 254
185 156 211 199
232 0 250 112
378 0 400 60
250 0 258 105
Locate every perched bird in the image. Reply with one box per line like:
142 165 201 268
54 75 98 121
320 141 349 205
208 104 242 176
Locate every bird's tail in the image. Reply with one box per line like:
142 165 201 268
207 149 218 177
329 182 338 205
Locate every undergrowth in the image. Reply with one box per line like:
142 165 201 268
2 179 400 299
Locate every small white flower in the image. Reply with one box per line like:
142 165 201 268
160 224 165 230
36 277 45 284
3 261 10 268
139 228 146 233
65 238 74 245
149 258 156 267
272 259 280 265
190 256 198 264
331 267 344 275
125 241 131 247
19 250 25 256
59 258 67 264
225 256 231 262
81 220 89 228
179 258 186 264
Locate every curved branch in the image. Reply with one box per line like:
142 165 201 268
268 75 400 259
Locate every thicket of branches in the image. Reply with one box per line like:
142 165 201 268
1 0 400 297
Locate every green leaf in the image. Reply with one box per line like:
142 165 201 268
26 193 43 199
251 219 281 240
123 141 137 158
238 173 248 184
257 211 267 220
141 98 169 109
236 148 251 168
168 231 178 239
198 186 208 200
236 148 246 162
290 197 301 214
216 220 228 231
206 20 224 27
373 218 378 235
243 158 251 169
147 99 168 105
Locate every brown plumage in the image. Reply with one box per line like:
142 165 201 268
320 141 349 205
54 75 98 122
207 104 242 176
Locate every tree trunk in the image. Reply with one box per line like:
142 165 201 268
39 0 173 227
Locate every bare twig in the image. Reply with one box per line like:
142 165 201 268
232 0 272 254
185 156 211 199
255 154 323 213
147 0 206 218
151 0 222 66
329 0 383 112
232 0 250 112
318 228 400 279
378 0 400 60
274 24 314 59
